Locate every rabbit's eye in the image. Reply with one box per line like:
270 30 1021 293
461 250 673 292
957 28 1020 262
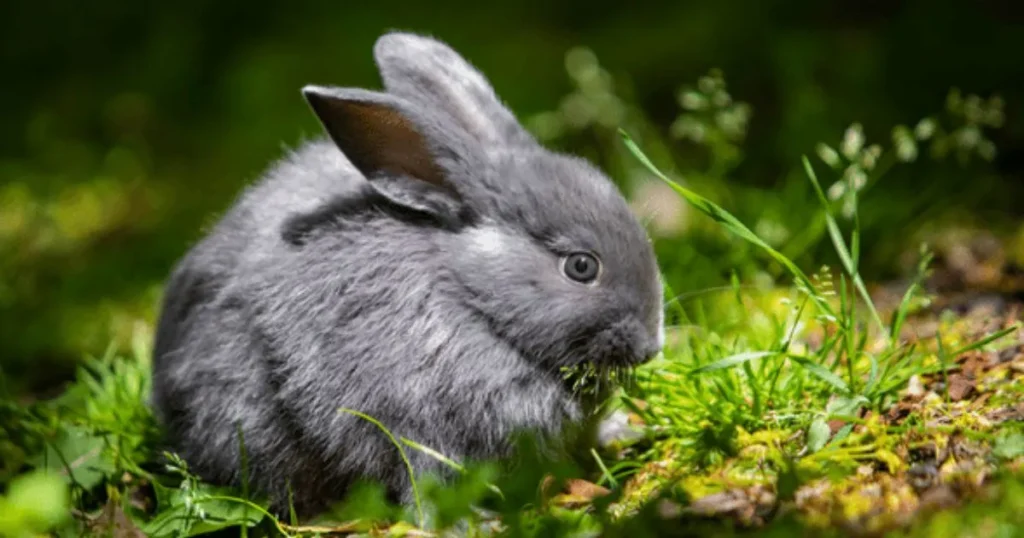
562 252 600 284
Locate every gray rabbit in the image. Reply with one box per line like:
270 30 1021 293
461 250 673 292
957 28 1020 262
150 31 664 518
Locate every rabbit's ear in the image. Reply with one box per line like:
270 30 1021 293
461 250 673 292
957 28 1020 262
302 85 469 221
374 32 537 148
303 85 451 188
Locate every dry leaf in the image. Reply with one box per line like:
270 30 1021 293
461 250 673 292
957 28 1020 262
946 374 976 401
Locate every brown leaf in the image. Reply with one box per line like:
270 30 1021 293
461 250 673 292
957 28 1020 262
540 475 611 509
887 401 918 424
985 402 1024 423
565 478 611 500
918 485 959 511
969 391 993 411
958 351 988 378
946 374 976 401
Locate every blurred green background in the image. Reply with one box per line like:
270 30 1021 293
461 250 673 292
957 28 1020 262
2 0 1024 395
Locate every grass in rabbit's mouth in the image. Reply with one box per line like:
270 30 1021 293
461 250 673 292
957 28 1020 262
4 78 1024 538
560 361 638 402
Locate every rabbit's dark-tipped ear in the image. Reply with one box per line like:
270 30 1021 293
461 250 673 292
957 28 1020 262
303 85 451 187
374 32 537 148
302 85 470 222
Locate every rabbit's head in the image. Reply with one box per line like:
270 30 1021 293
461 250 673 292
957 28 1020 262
301 32 663 382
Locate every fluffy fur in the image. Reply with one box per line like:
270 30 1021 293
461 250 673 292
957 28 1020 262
150 31 664 517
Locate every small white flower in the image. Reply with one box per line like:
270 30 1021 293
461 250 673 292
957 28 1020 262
698 75 718 94
956 125 981 149
671 116 706 142
565 47 599 81
914 118 936 140
984 106 1005 128
827 180 846 201
843 165 867 191
816 143 842 168
841 196 856 219
860 144 882 170
754 218 790 246
896 140 918 162
716 109 746 139
561 94 596 128
679 90 708 111
963 95 984 124
841 123 865 160
712 90 732 108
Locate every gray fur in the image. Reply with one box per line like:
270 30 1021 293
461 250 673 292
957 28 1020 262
150 31 663 518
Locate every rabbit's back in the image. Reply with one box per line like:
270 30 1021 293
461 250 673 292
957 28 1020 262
153 140 361 347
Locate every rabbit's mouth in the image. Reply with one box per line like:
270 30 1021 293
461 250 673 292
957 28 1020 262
559 361 638 402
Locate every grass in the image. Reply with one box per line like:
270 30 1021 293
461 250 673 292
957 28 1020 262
3 58 1024 537
3 142 1022 535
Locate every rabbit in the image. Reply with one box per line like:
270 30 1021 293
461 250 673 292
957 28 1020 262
150 31 665 519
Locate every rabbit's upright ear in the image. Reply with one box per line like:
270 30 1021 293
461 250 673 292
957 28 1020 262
302 85 470 221
374 32 537 148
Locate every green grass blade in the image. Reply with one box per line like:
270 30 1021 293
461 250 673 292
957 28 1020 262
690 351 777 375
788 356 850 393
402 437 504 499
287 482 298 527
937 330 951 403
866 352 879 394
621 131 835 320
801 156 886 337
889 248 933 339
851 192 861 268
778 296 810 353
401 437 465 472
743 359 763 417
947 325 1020 357
889 281 920 340
838 274 858 393
340 408 424 527
591 448 619 488
236 424 250 538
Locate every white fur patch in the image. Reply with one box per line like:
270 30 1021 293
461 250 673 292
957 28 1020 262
423 321 454 354
465 225 507 257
